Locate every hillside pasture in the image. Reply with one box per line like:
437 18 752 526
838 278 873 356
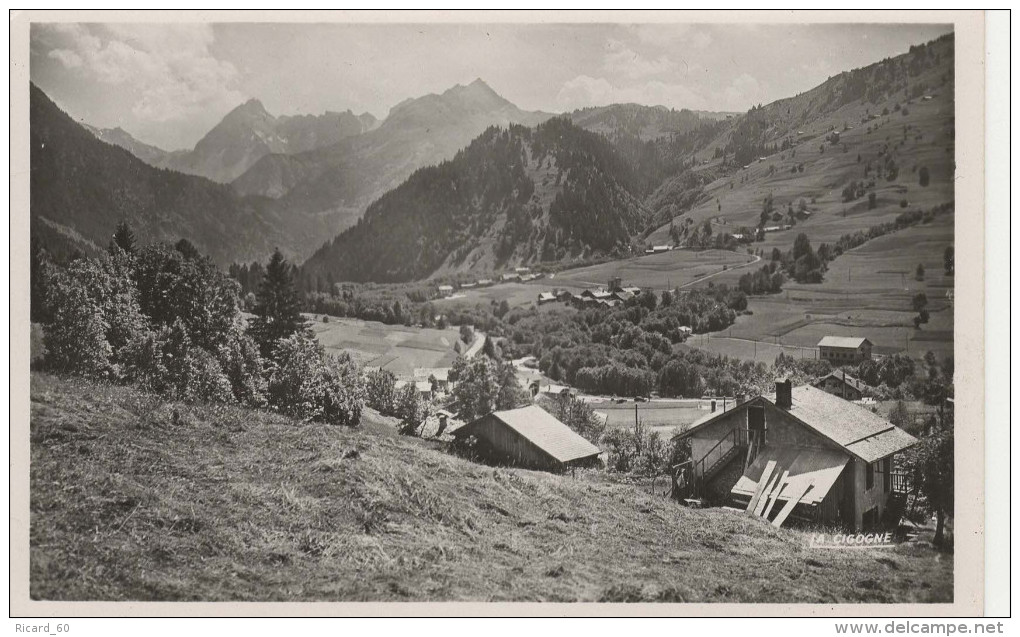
30 374 953 603
684 214 954 362
645 83 954 262
307 315 461 377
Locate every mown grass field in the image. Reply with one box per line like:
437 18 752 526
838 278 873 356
306 315 462 377
30 373 952 603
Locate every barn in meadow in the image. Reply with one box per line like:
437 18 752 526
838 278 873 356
673 380 917 531
452 405 601 473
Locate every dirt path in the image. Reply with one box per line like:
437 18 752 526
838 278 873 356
678 254 762 289
463 332 486 358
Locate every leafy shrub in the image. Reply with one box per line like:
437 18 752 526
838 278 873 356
40 249 148 375
133 243 241 352
449 355 530 421
30 323 47 368
43 260 114 377
394 383 429 435
365 368 398 415
657 359 704 398
185 347 237 405
216 329 268 407
267 333 364 426
120 320 234 404
540 393 607 445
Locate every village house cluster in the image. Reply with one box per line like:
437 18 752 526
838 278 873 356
436 267 545 297
537 277 645 310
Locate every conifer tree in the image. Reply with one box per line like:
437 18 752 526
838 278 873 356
110 221 136 255
250 249 308 358
30 237 53 324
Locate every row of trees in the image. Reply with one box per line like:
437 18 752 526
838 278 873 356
32 225 364 426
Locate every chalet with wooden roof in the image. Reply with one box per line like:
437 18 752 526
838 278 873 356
673 380 916 531
814 371 870 401
452 405 601 473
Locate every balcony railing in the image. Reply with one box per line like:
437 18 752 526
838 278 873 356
672 428 760 501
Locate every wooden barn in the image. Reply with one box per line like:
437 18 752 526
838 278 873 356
673 381 917 531
452 405 601 473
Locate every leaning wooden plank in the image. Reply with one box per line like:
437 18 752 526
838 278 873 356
761 470 790 520
746 460 777 512
753 470 781 517
771 482 812 528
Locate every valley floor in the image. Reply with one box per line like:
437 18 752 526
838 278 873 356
29 373 952 603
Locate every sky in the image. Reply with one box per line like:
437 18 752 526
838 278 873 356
30 21 954 151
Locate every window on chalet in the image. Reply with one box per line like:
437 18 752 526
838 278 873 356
883 457 892 492
866 461 875 490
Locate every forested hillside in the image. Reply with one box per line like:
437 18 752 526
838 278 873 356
302 118 650 282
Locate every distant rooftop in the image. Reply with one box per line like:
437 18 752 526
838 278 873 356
817 336 871 349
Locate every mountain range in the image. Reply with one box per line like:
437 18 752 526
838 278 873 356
231 79 554 234
30 33 954 276
32 80 553 264
89 100 379 183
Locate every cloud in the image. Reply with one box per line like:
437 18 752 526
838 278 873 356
602 38 673 79
628 24 713 50
35 23 243 123
555 74 706 112
691 32 713 50
47 48 82 68
723 73 766 109
556 71 766 113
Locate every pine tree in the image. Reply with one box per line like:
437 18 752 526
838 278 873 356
30 237 53 324
481 335 497 359
249 249 308 358
110 221 136 255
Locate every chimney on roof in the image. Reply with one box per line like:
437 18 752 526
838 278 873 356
775 379 793 409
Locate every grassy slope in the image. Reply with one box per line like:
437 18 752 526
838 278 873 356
30 373 951 603
636 54 955 362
